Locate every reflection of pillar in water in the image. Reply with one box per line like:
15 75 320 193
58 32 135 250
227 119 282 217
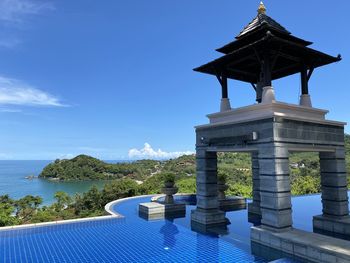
159 219 179 249
196 233 219 262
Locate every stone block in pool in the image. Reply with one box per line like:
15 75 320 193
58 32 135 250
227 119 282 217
138 202 186 221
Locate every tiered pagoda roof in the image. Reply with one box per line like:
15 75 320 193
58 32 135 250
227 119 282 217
194 2 341 84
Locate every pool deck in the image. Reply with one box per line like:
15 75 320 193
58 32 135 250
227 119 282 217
0 214 119 232
252 226 350 263
0 194 156 232
0 194 179 232
105 194 161 217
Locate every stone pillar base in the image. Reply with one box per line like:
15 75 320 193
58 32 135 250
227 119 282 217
299 94 312 107
261 86 276 104
248 202 261 215
313 214 350 240
248 202 262 225
191 208 227 227
218 196 246 211
220 98 231 112
191 220 230 235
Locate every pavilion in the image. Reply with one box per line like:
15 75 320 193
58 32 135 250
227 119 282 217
191 2 350 261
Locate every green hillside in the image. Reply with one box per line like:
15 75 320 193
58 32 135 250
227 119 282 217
2 136 350 227
39 155 160 181
39 135 350 197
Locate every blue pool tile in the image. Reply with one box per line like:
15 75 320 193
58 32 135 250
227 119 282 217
0 194 314 262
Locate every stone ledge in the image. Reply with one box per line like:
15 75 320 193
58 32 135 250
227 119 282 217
0 215 119 232
105 194 160 217
251 226 350 263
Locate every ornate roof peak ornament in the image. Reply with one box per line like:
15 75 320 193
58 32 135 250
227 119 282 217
258 1 266 14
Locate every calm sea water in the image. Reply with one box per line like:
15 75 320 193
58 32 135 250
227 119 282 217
0 160 112 205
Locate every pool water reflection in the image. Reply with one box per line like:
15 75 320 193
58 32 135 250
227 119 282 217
113 192 350 262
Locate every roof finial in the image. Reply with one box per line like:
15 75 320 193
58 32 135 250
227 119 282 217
258 1 266 14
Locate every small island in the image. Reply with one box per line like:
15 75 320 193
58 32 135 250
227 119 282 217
39 154 195 182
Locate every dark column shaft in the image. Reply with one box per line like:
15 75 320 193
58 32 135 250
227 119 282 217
301 67 309 95
262 51 272 87
221 76 228 99
256 81 263 103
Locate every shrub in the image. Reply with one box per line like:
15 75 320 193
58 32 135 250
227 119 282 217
163 173 175 184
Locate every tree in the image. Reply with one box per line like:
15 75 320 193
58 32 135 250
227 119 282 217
101 179 138 205
0 195 18 226
53 191 72 212
15 195 43 222
74 185 103 215
176 177 196 193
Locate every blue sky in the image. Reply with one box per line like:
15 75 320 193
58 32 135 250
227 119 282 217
0 0 349 160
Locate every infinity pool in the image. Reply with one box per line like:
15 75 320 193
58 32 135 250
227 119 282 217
0 193 349 262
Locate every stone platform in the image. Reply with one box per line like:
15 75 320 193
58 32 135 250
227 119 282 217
313 215 350 241
219 196 246 211
251 226 350 263
205 101 336 126
138 202 185 220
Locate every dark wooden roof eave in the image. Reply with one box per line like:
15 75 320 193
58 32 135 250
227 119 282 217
193 35 269 73
194 34 341 84
269 35 341 64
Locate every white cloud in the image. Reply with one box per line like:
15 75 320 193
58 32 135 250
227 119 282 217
0 75 65 107
0 0 54 23
0 107 21 112
0 0 54 49
128 143 194 160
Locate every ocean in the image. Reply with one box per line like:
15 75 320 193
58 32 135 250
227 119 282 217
0 160 111 205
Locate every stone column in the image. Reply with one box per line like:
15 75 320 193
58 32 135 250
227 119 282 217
258 145 292 231
191 149 226 229
313 149 350 239
219 74 231 112
248 152 261 218
299 66 312 107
